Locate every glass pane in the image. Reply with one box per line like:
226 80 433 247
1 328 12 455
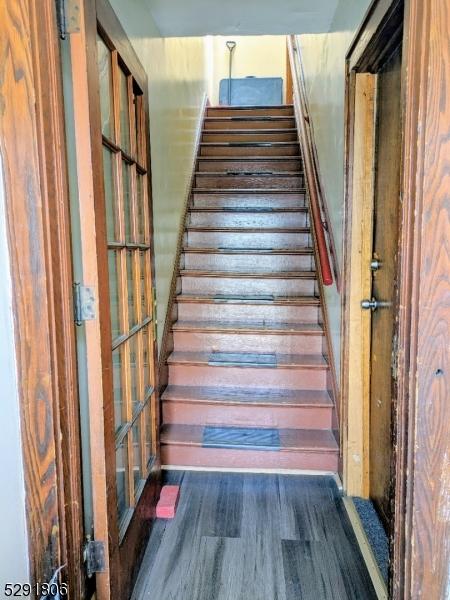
119 69 131 153
127 251 137 330
129 335 139 412
140 251 149 319
108 250 120 339
142 326 150 394
144 400 153 465
113 348 125 432
97 36 113 140
122 162 132 242
136 175 146 244
132 418 142 494
134 93 140 161
116 439 129 521
103 147 117 242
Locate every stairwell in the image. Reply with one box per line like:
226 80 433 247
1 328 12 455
160 104 338 472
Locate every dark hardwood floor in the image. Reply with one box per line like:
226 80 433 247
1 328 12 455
132 472 377 600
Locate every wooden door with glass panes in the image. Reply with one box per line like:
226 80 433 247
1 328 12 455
92 2 159 596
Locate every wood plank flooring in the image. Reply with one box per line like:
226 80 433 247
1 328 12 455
132 472 377 600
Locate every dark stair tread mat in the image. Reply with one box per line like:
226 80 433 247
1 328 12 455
203 426 280 450
208 351 277 367
352 497 389 583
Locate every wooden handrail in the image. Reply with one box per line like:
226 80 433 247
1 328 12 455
287 35 334 286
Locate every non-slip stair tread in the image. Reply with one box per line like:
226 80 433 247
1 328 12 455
180 269 316 279
167 351 328 368
162 385 333 407
161 424 338 453
172 320 324 334
176 293 320 305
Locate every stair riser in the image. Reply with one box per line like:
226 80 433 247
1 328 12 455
197 159 302 173
207 107 294 117
183 253 314 272
195 174 304 190
181 276 315 297
162 401 332 429
199 144 300 157
193 192 306 208
202 131 298 143
188 212 309 228
168 364 327 390
204 119 296 130
177 302 320 324
187 230 311 249
161 445 338 471
173 331 323 354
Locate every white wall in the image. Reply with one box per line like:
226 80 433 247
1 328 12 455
207 35 287 105
297 0 372 380
109 0 209 351
0 155 30 588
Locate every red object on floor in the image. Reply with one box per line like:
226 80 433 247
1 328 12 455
156 485 180 519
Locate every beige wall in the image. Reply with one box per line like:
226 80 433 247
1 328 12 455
297 0 372 381
110 0 208 351
206 36 287 105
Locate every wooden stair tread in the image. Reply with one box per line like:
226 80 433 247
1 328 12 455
197 156 301 161
183 247 313 255
167 351 328 369
162 385 332 407
161 424 338 453
186 226 310 233
204 116 295 122
173 320 323 335
193 188 307 194
180 269 316 279
176 294 320 305
203 128 297 133
207 104 294 110
200 141 299 146
196 171 303 176
189 207 307 213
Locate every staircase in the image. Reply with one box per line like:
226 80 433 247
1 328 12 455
160 105 338 472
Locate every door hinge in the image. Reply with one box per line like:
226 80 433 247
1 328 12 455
84 540 106 578
73 283 96 326
56 0 81 39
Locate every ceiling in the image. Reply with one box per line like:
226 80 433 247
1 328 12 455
145 0 340 37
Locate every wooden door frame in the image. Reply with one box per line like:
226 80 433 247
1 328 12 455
342 0 450 598
0 0 84 594
66 0 161 597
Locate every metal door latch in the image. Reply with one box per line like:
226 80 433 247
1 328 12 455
361 298 379 311
73 283 96 325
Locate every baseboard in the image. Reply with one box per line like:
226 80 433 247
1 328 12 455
343 497 388 600
157 92 209 393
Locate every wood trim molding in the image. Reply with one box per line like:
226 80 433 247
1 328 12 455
288 35 341 291
393 1 450 598
0 0 83 591
158 93 209 392
287 37 341 451
341 73 376 497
